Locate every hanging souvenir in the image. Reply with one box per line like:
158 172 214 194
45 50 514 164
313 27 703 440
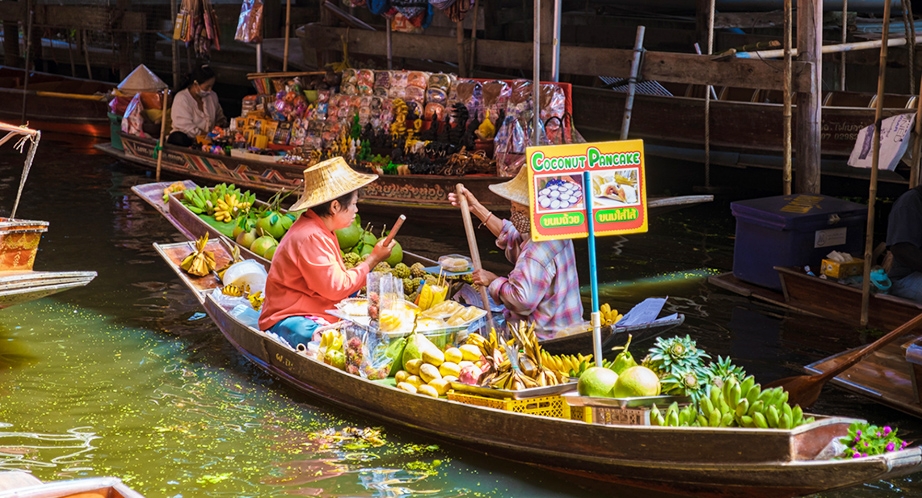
235 0 264 43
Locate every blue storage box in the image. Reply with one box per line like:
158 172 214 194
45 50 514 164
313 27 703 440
731 194 867 290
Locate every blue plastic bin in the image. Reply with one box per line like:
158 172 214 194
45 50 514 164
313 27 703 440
731 194 867 291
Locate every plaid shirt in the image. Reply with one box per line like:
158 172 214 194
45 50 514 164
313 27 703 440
488 220 584 339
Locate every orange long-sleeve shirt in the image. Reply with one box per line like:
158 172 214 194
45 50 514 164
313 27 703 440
258 210 371 329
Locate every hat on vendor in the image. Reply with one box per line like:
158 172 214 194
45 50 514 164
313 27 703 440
488 166 530 206
290 156 378 211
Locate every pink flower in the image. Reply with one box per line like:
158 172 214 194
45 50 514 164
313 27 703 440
856 430 862 437
902 441 909 449
884 426 892 435
887 442 896 452
862 453 868 457
852 452 862 458
864 441 869 447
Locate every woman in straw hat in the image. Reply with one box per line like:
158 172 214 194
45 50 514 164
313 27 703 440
259 157 396 348
448 167 583 339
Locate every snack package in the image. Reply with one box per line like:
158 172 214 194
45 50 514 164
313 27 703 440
235 0 264 43
374 70 391 97
121 93 147 137
356 69 375 95
480 80 511 123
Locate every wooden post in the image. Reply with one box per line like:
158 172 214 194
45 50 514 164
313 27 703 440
795 0 822 194
704 0 715 188
620 26 645 141
456 21 467 77
911 74 922 188
783 0 793 195
171 0 180 89
540 0 553 81
155 89 170 182
283 0 292 71
840 0 847 90
860 0 891 327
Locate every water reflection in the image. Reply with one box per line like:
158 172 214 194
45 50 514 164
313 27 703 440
0 426 97 473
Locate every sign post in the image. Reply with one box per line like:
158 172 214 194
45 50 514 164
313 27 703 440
525 139 649 366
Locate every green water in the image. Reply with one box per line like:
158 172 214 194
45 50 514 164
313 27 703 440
0 135 918 496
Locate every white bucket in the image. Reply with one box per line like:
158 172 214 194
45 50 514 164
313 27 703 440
221 260 268 294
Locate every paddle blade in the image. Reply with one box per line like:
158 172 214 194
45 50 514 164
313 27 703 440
764 373 827 408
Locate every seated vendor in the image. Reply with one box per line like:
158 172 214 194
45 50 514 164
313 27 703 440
886 185 922 302
258 157 396 348
448 167 584 339
167 64 228 147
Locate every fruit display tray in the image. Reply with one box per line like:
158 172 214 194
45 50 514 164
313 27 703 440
450 381 577 399
446 391 569 419
562 393 690 408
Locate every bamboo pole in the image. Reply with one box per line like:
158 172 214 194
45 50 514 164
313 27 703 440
840 0 847 90
155 89 170 182
455 185 494 331
533 0 541 146
386 20 393 70
283 0 291 71
456 21 466 77
550 0 560 82
783 0 792 194
737 34 922 59
620 26 645 141
704 0 715 189
469 0 479 77
860 0 892 326
911 74 922 188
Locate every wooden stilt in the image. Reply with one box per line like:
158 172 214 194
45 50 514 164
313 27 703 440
783 0 793 195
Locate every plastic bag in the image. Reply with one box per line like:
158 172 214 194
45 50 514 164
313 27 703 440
121 93 147 137
235 0 264 43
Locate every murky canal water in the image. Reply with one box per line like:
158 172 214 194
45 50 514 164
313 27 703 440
0 135 918 497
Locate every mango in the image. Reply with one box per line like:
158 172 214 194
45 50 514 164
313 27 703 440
405 375 423 388
419 363 442 384
395 370 409 384
429 378 451 395
404 358 422 376
439 361 461 378
422 348 445 367
397 382 418 393
417 384 439 398
459 344 482 362
443 347 463 364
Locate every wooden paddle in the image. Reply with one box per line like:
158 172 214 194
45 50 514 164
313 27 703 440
766 311 922 407
455 183 495 331
155 88 169 181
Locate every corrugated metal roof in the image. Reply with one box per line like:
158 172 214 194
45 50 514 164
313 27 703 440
598 77 674 97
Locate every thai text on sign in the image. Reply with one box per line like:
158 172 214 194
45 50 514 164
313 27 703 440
525 140 649 241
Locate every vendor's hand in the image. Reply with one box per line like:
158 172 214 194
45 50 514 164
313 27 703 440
472 268 499 287
448 185 480 211
367 238 397 267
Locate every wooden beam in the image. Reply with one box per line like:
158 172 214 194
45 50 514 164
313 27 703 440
715 11 783 29
0 2 24 20
796 0 822 194
33 5 146 32
298 24 815 92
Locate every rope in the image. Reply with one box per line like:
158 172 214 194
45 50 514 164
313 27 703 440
10 131 41 219
902 0 915 95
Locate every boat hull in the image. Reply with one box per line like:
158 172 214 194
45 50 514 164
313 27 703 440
0 66 113 138
0 271 97 309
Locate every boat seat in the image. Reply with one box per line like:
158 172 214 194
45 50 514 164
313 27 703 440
717 87 759 102
868 93 916 109
823 92 874 107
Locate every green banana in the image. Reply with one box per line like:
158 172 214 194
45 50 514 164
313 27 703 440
729 382 742 410
740 415 754 428
739 376 755 400
748 400 764 417
766 405 780 428
720 412 735 427
792 405 804 427
697 415 708 427
746 384 761 406
701 397 715 418
753 411 768 429
735 398 750 418
708 410 720 427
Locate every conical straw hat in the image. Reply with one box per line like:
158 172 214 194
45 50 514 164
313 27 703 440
117 64 168 92
290 157 378 211
488 166 530 206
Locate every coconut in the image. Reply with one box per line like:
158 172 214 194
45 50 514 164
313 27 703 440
335 221 362 250
401 332 438 370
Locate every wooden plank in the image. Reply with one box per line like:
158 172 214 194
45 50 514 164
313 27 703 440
298 24 815 92
715 11 783 29
0 3 23 20
34 5 146 32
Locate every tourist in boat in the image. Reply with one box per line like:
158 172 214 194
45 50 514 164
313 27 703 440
258 157 396 348
886 185 922 302
448 167 584 339
167 64 228 147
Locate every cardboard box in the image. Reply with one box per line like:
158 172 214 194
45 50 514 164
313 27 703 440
821 258 864 279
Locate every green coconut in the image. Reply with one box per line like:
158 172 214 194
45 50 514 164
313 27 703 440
335 221 363 250
401 332 438 370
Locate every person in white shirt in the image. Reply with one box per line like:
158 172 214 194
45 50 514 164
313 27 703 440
167 64 227 147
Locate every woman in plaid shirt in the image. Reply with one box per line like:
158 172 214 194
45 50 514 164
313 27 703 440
449 168 584 339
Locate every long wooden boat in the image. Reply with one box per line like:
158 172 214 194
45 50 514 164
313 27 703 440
131 180 683 353
709 267 922 331
0 472 143 497
573 82 917 183
151 237 922 497
96 133 714 213
0 66 113 138
0 271 97 309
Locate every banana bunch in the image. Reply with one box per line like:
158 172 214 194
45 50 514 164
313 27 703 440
415 283 447 311
650 375 815 429
614 171 635 185
539 350 593 379
390 99 408 139
221 283 249 297
180 234 216 277
214 194 253 222
162 181 187 202
599 303 623 327
182 186 213 215
247 290 264 311
478 322 569 390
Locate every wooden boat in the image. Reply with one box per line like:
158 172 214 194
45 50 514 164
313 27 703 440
131 180 683 353
573 82 917 183
96 133 714 213
0 471 143 497
0 271 97 309
709 266 922 331
150 236 922 497
0 66 113 138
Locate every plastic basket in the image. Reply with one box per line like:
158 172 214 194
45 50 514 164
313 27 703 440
568 405 650 425
447 391 570 419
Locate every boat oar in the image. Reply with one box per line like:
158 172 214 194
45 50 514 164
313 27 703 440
455 183 494 331
766 311 922 407
155 88 170 181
